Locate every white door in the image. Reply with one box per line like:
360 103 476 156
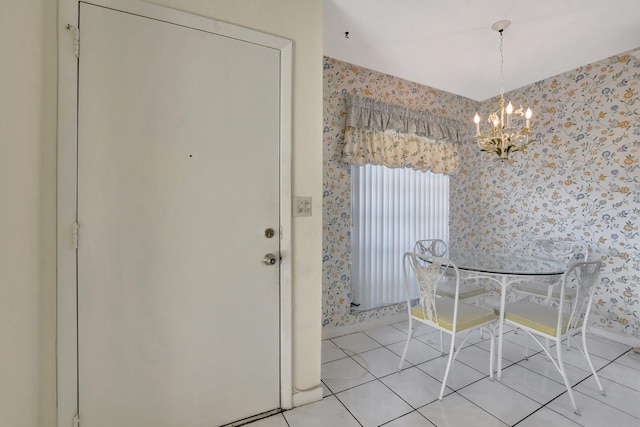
77 4 282 426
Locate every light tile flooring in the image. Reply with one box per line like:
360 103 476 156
247 320 640 427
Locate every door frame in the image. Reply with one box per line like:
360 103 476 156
56 1 293 425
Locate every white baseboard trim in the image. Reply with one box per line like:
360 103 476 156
320 314 640 349
321 313 407 340
588 325 640 348
291 385 323 408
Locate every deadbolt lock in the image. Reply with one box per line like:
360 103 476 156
265 228 275 239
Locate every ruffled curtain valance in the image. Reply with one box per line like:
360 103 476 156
343 95 461 174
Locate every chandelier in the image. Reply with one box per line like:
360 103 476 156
473 20 533 160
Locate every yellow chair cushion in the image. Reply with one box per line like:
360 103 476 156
437 281 487 300
503 300 571 337
412 297 497 332
513 283 576 301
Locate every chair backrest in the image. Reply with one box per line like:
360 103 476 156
403 252 459 327
414 239 448 257
559 259 602 332
530 239 589 263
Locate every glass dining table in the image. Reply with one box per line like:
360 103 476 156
446 248 567 378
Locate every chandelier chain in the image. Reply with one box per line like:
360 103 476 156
499 30 505 101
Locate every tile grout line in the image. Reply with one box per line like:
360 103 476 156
319 326 636 427
329 393 365 427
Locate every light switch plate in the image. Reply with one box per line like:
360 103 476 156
294 197 312 217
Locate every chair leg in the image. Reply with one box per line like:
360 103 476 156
565 301 572 351
440 330 444 356
439 332 457 400
556 337 581 415
488 324 495 380
581 331 606 396
544 338 552 361
398 319 414 372
477 297 485 339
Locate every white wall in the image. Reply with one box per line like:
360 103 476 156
0 0 57 426
0 0 322 425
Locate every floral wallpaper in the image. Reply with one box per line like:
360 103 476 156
322 52 640 340
322 57 478 327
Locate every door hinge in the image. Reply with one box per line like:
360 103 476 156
66 24 80 57
73 222 79 249
73 413 80 427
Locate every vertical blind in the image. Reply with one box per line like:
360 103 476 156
351 164 449 310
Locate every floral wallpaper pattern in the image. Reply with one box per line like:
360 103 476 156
322 53 640 340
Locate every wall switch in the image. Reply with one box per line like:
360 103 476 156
294 197 312 217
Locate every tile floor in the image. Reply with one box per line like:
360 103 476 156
246 319 640 427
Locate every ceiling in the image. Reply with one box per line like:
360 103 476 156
323 0 640 101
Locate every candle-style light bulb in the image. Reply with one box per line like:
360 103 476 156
505 102 513 127
506 102 513 114
525 107 532 128
473 113 480 135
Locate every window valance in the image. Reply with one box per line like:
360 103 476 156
343 95 461 174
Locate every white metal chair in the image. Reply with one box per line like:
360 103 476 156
511 239 590 351
397 252 498 399
414 239 488 303
415 239 489 346
502 259 606 415
511 239 589 303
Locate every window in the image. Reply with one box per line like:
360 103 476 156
351 164 449 310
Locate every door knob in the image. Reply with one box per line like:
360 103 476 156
263 253 278 265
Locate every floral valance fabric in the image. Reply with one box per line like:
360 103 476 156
343 95 461 174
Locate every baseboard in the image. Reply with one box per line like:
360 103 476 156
320 314 640 349
291 385 323 408
321 313 406 339
588 325 640 348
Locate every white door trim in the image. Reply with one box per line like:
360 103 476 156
56 1 293 425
